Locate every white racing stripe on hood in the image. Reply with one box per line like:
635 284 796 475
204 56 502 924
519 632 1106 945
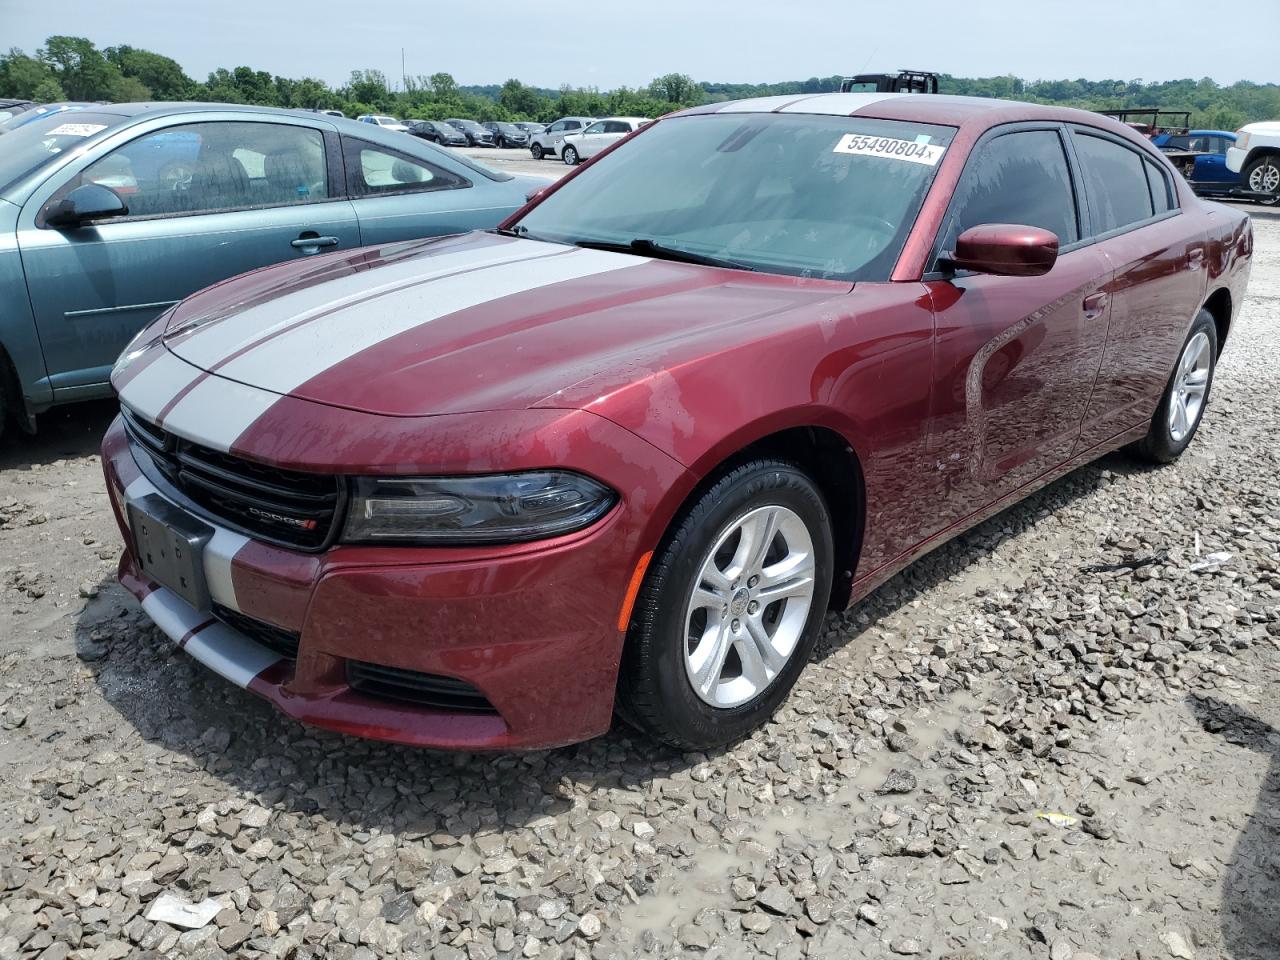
160 247 642 451
117 350 206 423
168 238 554 371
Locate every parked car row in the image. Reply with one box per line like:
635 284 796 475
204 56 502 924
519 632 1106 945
351 111 650 165
352 114 550 149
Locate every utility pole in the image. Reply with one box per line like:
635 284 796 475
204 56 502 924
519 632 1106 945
401 48 406 93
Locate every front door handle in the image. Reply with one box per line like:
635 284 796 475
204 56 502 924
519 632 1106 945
1187 248 1205 271
1082 292 1109 320
291 234 340 251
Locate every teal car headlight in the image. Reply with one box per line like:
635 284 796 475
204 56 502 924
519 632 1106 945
342 471 617 544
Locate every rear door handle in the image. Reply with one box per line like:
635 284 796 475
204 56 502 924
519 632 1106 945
1083 292 1109 320
1187 248 1205 270
291 235 340 250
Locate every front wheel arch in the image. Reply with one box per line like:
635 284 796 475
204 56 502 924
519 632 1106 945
653 423 866 612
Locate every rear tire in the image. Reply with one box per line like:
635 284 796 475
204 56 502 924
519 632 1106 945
617 459 834 750
562 146 579 166
1133 308 1218 463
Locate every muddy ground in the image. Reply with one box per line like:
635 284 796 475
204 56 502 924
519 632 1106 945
0 205 1278 960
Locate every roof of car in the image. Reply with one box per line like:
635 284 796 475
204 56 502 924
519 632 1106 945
675 92 1137 135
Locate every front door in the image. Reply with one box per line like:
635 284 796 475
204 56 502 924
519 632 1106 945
925 126 1111 526
17 116 360 395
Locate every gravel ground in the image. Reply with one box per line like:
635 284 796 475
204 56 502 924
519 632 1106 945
1 204 1278 960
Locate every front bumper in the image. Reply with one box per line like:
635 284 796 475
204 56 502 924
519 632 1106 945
1226 146 1247 174
101 414 687 749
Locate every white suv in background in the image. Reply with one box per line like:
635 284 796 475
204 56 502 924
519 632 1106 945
528 117 593 160
1226 121 1280 201
356 114 408 133
560 117 650 165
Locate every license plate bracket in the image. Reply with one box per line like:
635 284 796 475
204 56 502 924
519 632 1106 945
127 494 214 611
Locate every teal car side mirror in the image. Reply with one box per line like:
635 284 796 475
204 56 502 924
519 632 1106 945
46 183 129 229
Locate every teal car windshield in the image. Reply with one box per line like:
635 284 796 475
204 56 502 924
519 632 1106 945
0 111 122 195
515 113 957 282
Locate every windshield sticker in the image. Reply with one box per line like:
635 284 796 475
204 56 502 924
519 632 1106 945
833 134 945 166
47 122 106 137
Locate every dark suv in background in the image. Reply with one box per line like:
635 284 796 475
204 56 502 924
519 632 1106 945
482 122 530 148
405 119 468 146
445 118 495 146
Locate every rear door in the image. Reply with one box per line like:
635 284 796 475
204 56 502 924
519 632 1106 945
925 125 1112 525
577 121 611 158
1070 128 1208 449
342 135 505 245
17 114 360 395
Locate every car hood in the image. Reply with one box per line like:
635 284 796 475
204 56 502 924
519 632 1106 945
156 232 851 418
1241 121 1280 137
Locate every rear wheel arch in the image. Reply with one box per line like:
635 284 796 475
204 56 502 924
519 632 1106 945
0 340 28 437
1203 287 1232 353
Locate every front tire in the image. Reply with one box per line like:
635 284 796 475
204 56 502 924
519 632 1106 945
1244 154 1280 198
530 143 544 160
562 145 579 166
617 460 834 750
1133 308 1218 463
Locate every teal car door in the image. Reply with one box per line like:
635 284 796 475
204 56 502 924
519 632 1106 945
341 135 523 246
16 114 360 398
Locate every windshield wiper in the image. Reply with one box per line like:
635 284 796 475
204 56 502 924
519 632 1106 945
573 238 756 272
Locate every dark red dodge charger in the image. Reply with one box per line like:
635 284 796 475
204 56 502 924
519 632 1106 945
103 92 1252 750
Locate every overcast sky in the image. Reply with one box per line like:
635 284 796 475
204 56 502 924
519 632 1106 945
5 0 1272 90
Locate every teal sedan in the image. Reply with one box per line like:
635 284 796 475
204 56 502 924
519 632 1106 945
0 103 544 435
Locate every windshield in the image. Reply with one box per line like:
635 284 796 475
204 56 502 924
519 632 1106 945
0 111 123 195
515 113 955 282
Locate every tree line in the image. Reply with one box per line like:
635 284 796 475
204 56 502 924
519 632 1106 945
1 36 1276 131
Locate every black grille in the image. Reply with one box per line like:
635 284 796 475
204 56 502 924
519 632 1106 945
213 604 300 660
122 406 341 550
347 661 496 713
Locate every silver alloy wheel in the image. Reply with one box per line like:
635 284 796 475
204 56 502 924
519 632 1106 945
1168 330 1212 443
683 504 816 708
1248 161 1280 194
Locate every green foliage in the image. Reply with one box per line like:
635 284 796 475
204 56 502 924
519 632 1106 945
1 35 1277 132
31 77 66 103
40 34 119 100
0 49 58 99
105 45 193 100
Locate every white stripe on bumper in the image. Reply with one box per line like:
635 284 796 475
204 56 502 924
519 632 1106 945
141 588 281 689
123 475 248 612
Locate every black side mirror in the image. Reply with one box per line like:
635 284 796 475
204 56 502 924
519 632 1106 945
46 183 129 229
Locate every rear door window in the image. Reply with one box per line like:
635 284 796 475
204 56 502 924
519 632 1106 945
940 128 1080 254
343 138 469 196
1072 132 1156 235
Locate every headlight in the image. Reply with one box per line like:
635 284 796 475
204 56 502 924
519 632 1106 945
343 471 616 544
1235 131 1250 151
